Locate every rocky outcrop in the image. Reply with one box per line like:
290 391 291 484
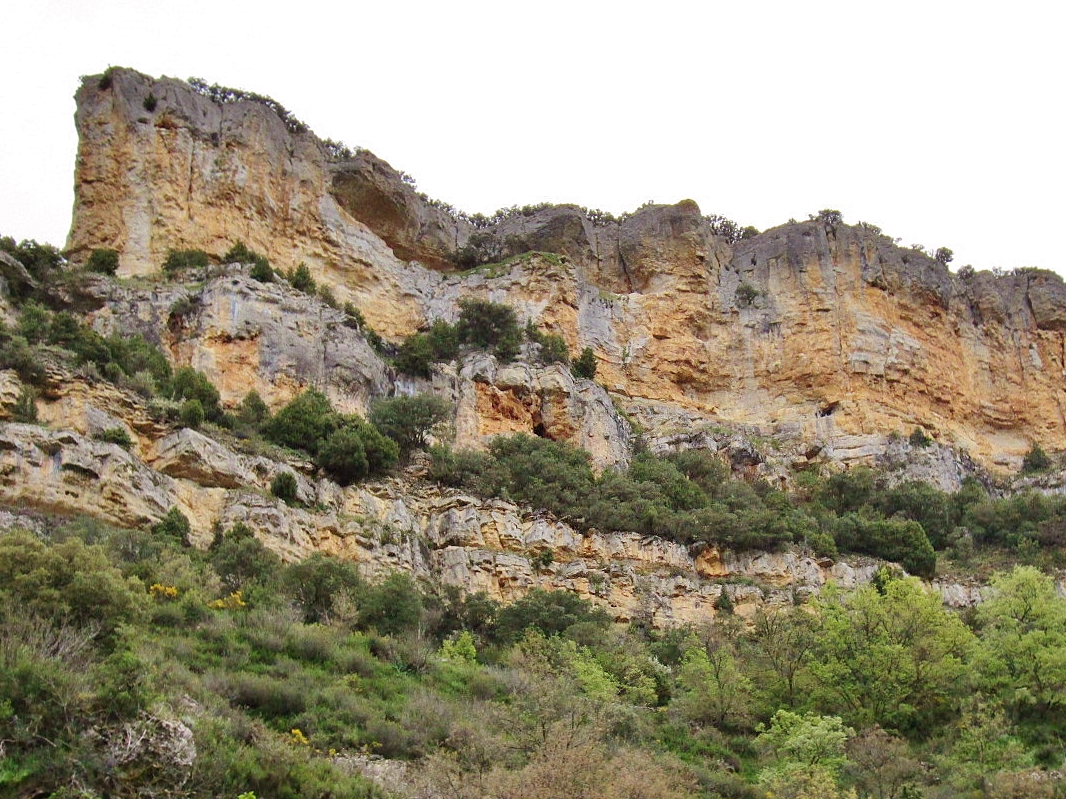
446 354 632 471
94 268 392 412
66 68 1066 470
330 151 467 271
0 418 888 625
0 424 176 529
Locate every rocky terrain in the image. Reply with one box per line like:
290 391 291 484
3 66 1064 624
69 68 1066 474
8 66 1066 799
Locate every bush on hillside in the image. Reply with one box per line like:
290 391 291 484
86 248 119 275
162 249 211 274
369 395 451 458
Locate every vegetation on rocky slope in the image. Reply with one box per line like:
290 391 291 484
3 231 1066 797
2 517 1065 798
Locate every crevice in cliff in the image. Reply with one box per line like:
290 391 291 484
618 248 635 293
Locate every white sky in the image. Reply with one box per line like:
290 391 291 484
2 0 1063 274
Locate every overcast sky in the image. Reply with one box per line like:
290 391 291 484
2 1 1062 274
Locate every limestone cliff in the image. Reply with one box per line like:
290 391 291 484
0 413 894 627
67 68 1066 471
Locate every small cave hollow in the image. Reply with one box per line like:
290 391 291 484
817 400 840 418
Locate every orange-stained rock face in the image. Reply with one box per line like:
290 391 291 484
68 68 1066 471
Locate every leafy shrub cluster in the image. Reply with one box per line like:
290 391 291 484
163 248 212 274
431 437 825 554
263 391 449 485
428 430 1066 577
284 262 315 293
86 248 119 275
223 241 272 282
705 214 760 243
3 514 1065 799
0 233 66 302
525 321 569 366
0 300 173 394
397 299 588 377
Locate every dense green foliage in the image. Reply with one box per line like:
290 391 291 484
369 395 451 459
285 262 316 294
429 437 1066 578
261 390 434 484
271 470 299 504
396 299 530 375
572 345 598 379
2 517 1064 798
163 248 212 274
86 247 119 275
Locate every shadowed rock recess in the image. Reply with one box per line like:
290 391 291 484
2 66 1062 621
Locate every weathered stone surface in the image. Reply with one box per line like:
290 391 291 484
0 370 23 420
68 68 1066 468
94 270 392 413
0 423 176 528
153 428 254 488
448 353 631 470
330 151 465 271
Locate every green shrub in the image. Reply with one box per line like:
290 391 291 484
271 471 299 504
484 434 596 514
162 249 211 274
210 522 281 591
317 419 398 486
238 389 271 430
736 282 759 307
357 573 424 636
317 427 368 486
86 248 119 275
343 302 366 329
426 319 459 360
0 531 148 638
528 326 569 365
427 444 494 489
143 93 157 112
571 346 597 379
286 262 316 294
369 395 451 458
281 553 363 624
152 507 192 546
263 390 336 455
0 235 64 297
493 588 609 644
169 367 221 420
249 259 274 283
909 427 932 448
829 514 936 577
396 320 462 377
12 385 38 423
180 398 205 429
224 241 272 281
318 285 339 308
1022 443 1052 474
0 333 46 385
457 298 522 361
17 301 51 344
395 333 435 377
95 427 134 450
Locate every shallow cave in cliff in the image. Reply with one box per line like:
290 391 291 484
817 400 840 418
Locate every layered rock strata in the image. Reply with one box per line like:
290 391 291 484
68 69 1066 470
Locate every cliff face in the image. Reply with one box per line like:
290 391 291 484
0 411 897 627
67 68 1066 472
